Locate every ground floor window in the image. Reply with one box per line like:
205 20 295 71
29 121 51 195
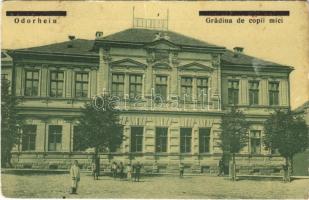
22 125 37 151
48 125 62 151
250 130 261 154
199 128 210 153
180 128 192 153
131 127 143 152
155 127 168 153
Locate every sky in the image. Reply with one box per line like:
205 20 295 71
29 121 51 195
2 1 308 109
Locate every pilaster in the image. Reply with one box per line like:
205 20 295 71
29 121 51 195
192 124 199 155
260 78 269 106
65 68 73 98
280 79 288 106
123 125 130 153
240 77 248 105
40 65 48 97
36 121 46 152
62 120 72 152
169 119 180 153
15 65 23 96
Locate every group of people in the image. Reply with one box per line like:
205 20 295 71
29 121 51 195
110 161 142 182
69 160 186 195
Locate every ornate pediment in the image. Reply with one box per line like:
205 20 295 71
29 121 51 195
178 62 213 72
109 58 147 69
145 39 180 51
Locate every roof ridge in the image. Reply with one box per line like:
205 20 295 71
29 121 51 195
222 49 291 67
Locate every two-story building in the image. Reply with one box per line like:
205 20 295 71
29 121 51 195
7 28 293 174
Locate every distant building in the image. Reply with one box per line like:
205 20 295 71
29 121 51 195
1 50 13 86
6 28 293 174
294 101 309 128
292 100 309 176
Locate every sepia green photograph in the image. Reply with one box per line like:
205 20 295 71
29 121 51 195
1 1 309 199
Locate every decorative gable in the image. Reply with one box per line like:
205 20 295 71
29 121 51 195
109 58 147 69
178 62 214 72
145 39 180 51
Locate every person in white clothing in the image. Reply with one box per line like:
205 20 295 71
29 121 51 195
70 160 80 194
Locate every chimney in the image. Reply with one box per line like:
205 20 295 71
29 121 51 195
67 35 75 48
95 31 103 39
68 35 75 41
233 47 244 57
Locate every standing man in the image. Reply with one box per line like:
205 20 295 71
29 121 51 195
95 157 100 180
179 163 184 178
134 162 142 182
70 160 80 194
91 160 97 180
218 158 224 176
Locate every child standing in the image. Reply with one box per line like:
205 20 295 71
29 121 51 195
126 163 132 181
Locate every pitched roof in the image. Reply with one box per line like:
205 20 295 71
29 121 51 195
10 28 291 69
15 39 96 55
221 49 291 68
97 28 224 48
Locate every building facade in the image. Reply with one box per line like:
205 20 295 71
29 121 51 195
7 28 293 174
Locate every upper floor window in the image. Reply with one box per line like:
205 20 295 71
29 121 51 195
155 76 168 101
269 82 279 106
155 127 168 153
48 125 62 151
249 81 259 105
199 128 210 153
228 80 239 105
1 74 8 80
75 72 88 98
181 77 193 101
197 78 208 102
250 130 261 154
111 74 124 98
130 127 143 152
25 70 39 96
129 74 142 99
22 125 36 151
180 128 192 153
50 71 64 97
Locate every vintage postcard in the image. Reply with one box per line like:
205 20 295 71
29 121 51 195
1 0 309 199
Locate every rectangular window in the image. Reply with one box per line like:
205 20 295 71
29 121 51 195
75 72 89 98
228 80 239 105
1 74 8 80
180 128 192 153
199 128 210 153
131 127 143 152
249 81 259 105
181 77 192 101
197 78 208 102
269 82 279 105
48 125 62 151
155 127 168 153
111 74 124 98
25 70 39 96
129 75 142 99
22 125 36 151
250 130 261 154
50 71 64 97
155 76 168 101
